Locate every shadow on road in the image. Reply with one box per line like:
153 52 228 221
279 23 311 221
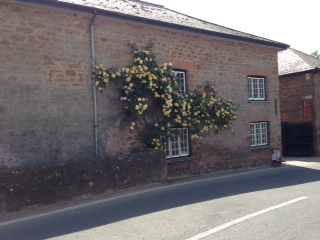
1 157 320 239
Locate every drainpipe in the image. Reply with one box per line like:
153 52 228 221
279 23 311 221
90 11 98 158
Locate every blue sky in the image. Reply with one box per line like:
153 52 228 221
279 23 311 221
147 0 320 54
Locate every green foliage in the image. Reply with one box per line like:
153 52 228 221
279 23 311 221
311 50 320 59
94 41 237 149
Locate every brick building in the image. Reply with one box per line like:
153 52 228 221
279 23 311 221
1 0 288 175
278 48 320 157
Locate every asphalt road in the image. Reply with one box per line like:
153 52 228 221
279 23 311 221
1 157 319 240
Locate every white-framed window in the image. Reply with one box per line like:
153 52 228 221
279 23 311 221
250 122 268 147
163 70 189 159
163 128 190 158
174 70 186 93
248 77 266 100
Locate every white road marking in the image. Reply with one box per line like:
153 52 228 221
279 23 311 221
0 167 275 226
186 196 308 240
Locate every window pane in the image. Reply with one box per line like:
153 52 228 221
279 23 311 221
248 77 266 100
259 79 265 99
250 124 256 145
248 78 253 99
174 71 186 93
261 122 267 144
180 128 189 155
250 122 268 147
253 78 258 99
166 128 189 158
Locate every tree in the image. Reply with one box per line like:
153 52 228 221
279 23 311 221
94 41 237 150
311 50 320 59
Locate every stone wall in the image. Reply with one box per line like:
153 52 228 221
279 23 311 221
0 2 281 175
0 3 95 167
0 150 166 214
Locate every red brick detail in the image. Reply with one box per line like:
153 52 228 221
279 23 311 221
171 59 196 71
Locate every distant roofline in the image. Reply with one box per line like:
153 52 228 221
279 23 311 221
278 48 320 76
279 68 320 77
17 0 289 49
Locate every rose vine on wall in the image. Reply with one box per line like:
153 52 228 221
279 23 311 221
94 41 237 150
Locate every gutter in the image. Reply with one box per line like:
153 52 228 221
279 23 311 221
279 68 320 78
17 0 289 50
90 11 98 158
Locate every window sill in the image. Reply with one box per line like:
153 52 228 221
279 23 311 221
167 156 194 163
250 145 272 151
248 100 270 103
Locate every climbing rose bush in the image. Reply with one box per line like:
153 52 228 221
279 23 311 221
94 42 237 149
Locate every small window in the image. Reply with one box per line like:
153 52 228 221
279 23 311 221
163 128 189 158
250 122 268 147
174 70 186 93
248 77 266 101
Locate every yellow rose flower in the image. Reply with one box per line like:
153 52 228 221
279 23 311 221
143 104 148 110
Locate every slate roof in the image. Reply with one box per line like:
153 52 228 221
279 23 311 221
22 0 288 49
278 48 320 76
